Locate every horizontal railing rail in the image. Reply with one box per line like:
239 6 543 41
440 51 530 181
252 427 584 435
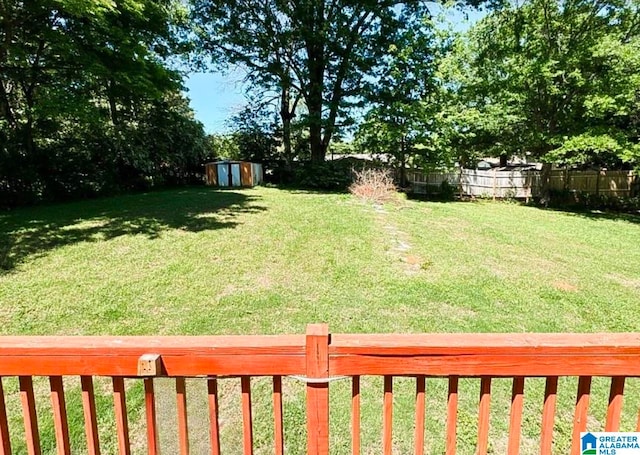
0 325 639 455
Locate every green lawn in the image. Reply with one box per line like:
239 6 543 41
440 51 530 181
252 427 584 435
1 186 639 454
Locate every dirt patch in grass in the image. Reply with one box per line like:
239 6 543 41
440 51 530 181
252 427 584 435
553 280 579 292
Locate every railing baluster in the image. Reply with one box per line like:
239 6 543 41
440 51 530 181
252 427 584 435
446 376 458 455
273 376 284 455
605 376 625 431
383 376 393 455
351 376 360 455
540 376 558 455
507 377 525 455
144 379 159 455
49 376 71 455
415 376 426 455
241 376 253 455
80 376 100 455
19 377 40 455
0 378 12 455
112 377 131 455
571 376 592 455
176 378 189 455
207 378 221 455
477 377 492 455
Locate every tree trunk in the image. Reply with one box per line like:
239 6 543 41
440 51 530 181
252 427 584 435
304 1 326 163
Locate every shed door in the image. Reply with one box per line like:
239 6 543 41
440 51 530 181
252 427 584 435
231 163 241 187
241 162 252 187
217 164 230 186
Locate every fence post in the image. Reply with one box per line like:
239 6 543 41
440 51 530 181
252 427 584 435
306 324 330 455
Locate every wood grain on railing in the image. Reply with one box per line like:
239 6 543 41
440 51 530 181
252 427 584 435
0 327 638 455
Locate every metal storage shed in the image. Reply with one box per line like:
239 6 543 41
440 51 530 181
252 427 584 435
204 161 263 187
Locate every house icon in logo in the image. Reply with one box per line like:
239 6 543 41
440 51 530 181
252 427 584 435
581 432 597 455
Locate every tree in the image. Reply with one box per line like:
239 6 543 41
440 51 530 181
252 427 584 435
191 0 442 162
356 20 453 183
439 0 640 173
0 0 208 206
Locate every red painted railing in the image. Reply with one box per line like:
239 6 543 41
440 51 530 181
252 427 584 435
0 324 639 455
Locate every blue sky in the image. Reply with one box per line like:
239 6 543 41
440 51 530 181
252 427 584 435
182 7 486 135
183 71 248 134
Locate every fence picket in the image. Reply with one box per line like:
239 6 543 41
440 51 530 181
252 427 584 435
207 378 221 455
477 377 492 455
508 377 525 455
49 376 71 455
351 376 360 455
383 376 393 455
19 376 40 455
81 376 100 455
241 376 253 455
446 376 458 455
571 377 592 455
144 379 159 455
605 376 625 432
0 378 11 455
176 378 189 455
273 376 284 455
540 376 558 455
415 376 426 455
112 377 131 455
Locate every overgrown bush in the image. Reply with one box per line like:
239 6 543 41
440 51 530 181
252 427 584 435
547 189 640 214
291 161 355 191
349 168 397 203
439 180 456 200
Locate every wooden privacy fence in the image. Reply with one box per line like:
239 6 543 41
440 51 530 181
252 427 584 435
408 169 637 199
1 324 640 455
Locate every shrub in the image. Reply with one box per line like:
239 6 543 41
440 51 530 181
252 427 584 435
292 161 354 191
439 180 456 201
349 168 397 203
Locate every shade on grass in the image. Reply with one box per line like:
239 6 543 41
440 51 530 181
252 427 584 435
1 186 639 454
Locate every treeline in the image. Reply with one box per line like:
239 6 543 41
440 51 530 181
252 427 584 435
0 0 209 208
3 0 639 207
198 0 640 190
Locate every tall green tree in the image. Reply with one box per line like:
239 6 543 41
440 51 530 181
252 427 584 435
440 0 640 172
0 0 207 206
357 20 453 183
191 0 443 162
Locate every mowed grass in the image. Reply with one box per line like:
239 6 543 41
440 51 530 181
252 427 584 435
1 186 639 454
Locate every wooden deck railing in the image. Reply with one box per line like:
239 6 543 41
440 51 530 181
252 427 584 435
0 324 639 455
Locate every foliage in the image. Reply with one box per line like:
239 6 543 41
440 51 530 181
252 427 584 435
0 0 208 207
291 161 355 191
2 187 640 452
356 19 455 179
439 0 640 169
190 0 452 162
349 168 397 203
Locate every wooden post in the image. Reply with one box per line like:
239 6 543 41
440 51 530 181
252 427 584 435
306 324 330 455
493 168 497 201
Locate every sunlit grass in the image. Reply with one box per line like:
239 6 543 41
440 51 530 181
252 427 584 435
1 186 639 454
